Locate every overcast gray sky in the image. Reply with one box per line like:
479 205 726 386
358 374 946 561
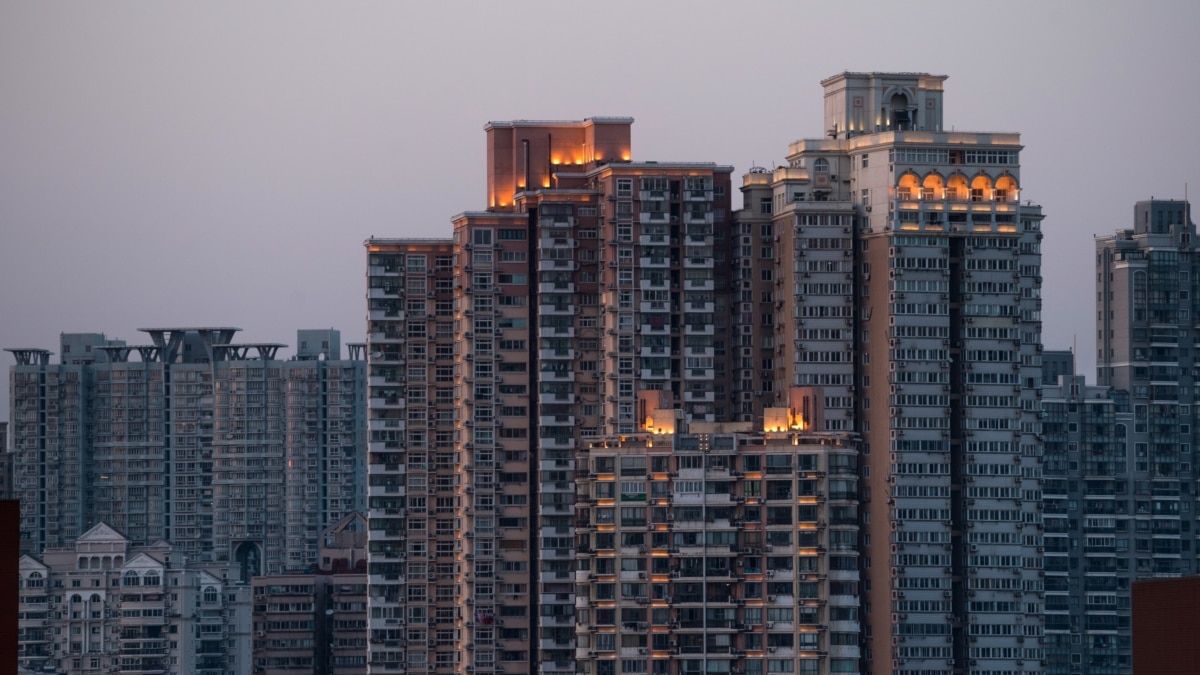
3 1 1199 418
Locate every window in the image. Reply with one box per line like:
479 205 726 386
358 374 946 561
759 198 773 215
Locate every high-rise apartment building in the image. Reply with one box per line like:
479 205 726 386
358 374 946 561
1095 202 1197 502
1039 368 1137 674
365 117 741 675
366 72 1047 675
740 73 1047 675
7 327 367 575
1043 197 1200 675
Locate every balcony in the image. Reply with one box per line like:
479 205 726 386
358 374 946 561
369 265 401 277
540 369 574 382
537 259 577 272
369 397 406 410
538 218 576 231
539 415 576 427
368 309 405 322
538 282 576 294
539 348 575 361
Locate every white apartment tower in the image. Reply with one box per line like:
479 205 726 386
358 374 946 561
740 73 1047 675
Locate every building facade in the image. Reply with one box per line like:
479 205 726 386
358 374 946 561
252 512 369 675
0 420 13 501
1040 371 1136 674
1130 576 1200 673
738 73 1047 675
17 522 252 675
7 328 366 575
571 419 860 675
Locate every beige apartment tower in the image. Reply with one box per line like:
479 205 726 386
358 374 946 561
739 73 1046 675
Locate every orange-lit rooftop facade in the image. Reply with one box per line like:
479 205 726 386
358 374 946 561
485 117 633 209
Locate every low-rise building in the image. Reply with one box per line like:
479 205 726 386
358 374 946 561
252 513 368 675
17 522 251 675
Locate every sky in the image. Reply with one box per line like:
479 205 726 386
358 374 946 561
2 1 1199 418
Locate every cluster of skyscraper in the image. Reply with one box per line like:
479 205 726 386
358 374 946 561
362 71 1046 675
7 71 1195 675
10 328 369 674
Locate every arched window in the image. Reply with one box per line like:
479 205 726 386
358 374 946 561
813 158 829 174
123 571 140 587
71 594 82 603
203 587 219 604
143 571 160 587
90 594 102 603
946 174 969 202
994 174 1018 203
896 173 920 201
970 174 993 202
921 174 944 201
890 92 912 129
26 572 44 589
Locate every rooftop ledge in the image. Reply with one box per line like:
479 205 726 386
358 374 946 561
484 117 634 130
789 130 1022 155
